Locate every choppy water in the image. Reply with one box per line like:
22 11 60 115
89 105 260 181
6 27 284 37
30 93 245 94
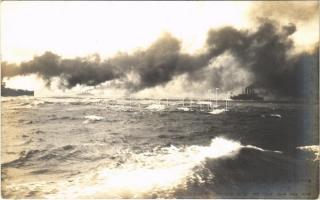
1 96 319 198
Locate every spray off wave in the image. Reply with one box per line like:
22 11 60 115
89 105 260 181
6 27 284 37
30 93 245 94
48 137 281 198
83 115 105 124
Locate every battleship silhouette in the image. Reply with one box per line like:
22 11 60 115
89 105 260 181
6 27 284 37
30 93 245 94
1 82 34 96
230 86 263 101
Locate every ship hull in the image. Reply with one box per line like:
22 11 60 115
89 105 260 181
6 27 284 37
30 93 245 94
1 88 34 97
230 94 263 101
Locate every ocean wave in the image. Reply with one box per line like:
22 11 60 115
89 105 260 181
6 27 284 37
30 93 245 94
177 107 190 112
49 115 77 121
146 104 166 111
209 108 226 115
3 145 81 167
245 145 283 154
2 149 45 167
47 137 282 198
11 102 33 109
32 100 47 106
297 145 320 161
83 115 105 124
1 97 17 102
261 113 282 119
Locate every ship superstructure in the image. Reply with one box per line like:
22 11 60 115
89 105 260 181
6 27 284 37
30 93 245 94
230 86 263 101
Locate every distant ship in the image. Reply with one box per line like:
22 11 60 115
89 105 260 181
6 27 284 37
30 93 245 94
230 86 263 101
1 82 34 97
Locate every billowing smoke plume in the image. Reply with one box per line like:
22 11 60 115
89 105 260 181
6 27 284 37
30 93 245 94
2 53 120 89
1 20 318 99
206 20 318 98
107 33 210 91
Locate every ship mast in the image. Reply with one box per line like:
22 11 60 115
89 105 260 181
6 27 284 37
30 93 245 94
215 88 219 108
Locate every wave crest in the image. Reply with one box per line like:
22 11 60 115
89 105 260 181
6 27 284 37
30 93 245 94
48 137 279 198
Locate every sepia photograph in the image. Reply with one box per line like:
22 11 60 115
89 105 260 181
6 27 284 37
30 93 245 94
1 1 319 199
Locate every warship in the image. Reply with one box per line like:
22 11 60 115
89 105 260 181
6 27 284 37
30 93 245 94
230 86 263 101
1 82 34 96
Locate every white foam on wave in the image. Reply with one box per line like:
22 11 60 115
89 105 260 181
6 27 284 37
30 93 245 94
209 108 226 115
83 115 105 124
47 137 280 198
261 113 282 118
32 100 46 106
245 145 282 154
297 145 320 160
177 107 190 112
146 104 166 111
270 114 282 118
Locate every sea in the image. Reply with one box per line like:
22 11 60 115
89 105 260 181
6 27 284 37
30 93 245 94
1 96 319 199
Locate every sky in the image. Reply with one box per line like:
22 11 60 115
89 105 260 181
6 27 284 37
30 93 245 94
1 1 319 99
1 1 252 63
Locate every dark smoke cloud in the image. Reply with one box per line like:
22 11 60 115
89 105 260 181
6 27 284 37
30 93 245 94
1 62 20 78
109 33 182 90
205 20 318 98
1 21 318 99
108 33 209 91
2 52 120 88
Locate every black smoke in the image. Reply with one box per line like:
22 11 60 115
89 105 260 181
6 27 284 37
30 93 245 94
2 52 121 88
205 20 318 98
1 21 318 99
107 33 209 91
